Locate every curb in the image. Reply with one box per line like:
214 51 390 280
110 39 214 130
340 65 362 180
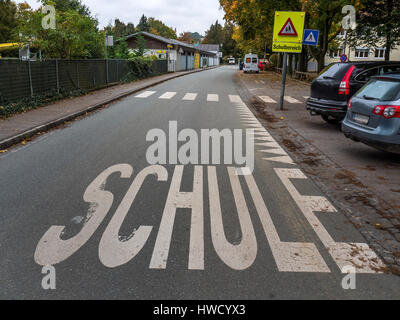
0 66 217 150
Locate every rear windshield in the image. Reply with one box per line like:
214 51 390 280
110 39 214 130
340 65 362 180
318 63 351 80
355 79 400 101
252 58 258 63
246 58 251 63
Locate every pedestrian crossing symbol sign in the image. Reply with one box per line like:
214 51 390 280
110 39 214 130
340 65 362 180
303 29 319 46
278 18 297 36
273 11 305 53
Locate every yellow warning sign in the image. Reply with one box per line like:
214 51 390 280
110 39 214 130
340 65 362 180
272 11 305 53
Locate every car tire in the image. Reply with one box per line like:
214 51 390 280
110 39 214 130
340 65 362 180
321 115 341 125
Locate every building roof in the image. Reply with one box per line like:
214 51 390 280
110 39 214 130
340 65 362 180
197 44 220 52
124 31 217 56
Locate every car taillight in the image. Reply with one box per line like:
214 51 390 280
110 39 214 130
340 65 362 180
339 65 355 95
373 105 400 119
348 98 353 109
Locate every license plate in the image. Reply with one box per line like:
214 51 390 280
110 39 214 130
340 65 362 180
353 113 370 125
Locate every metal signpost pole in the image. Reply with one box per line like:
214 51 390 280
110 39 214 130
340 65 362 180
279 53 288 110
105 34 109 85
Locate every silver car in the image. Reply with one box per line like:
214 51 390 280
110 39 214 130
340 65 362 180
342 74 400 154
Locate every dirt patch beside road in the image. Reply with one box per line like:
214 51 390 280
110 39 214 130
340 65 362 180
236 71 400 274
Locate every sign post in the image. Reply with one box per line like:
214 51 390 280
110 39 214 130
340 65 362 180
272 11 305 110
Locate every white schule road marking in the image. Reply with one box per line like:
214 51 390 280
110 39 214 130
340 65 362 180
208 167 257 270
99 166 168 268
183 93 198 101
259 96 277 104
285 96 301 104
244 170 330 272
275 168 385 273
150 166 204 270
135 91 156 98
35 164 133 266
207 94 219 102
159 92 177 100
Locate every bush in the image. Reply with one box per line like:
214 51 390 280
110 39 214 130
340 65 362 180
0 88 87 119
123 56 158 82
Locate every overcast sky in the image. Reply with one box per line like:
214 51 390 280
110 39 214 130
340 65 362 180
16 0 226 35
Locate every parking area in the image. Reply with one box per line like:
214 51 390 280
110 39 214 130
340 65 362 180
236 70 400 263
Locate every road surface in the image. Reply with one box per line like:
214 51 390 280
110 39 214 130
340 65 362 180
1 66 399 299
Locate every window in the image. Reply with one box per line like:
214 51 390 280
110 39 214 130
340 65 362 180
246 58 251 63
355 48 370 58
375 48 386 59
329 47 344 58
379 65 400 74
252 58 258 63
356 79 400 101
354 68 379 83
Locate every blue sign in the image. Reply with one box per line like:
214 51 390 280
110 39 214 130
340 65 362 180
303 29 319 46
340 54 348 63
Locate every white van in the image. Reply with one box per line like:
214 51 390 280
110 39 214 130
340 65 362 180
243 54 259 73
228 57 236 65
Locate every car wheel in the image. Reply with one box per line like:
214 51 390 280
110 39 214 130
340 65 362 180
321 115 341 125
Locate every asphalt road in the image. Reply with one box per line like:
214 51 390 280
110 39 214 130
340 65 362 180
1 66 400 299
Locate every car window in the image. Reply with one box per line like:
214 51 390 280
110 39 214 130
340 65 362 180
356 79 400 101
354 67 379 83
378 65 400 74
317 63 351 79
252 58 258 63
246 58 251 63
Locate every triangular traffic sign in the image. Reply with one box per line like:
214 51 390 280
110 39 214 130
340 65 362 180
278 18 298 36
305 32 315 43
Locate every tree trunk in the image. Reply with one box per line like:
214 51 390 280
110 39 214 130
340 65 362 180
318 53 325 73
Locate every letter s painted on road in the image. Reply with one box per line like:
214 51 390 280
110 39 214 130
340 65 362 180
34 164 133 266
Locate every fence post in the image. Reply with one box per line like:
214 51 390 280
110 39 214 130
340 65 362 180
28 59 33 97
76 61 80 88
55 59 60 94
105 59 109 85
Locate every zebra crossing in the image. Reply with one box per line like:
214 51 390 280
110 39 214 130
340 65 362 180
134 90 308 104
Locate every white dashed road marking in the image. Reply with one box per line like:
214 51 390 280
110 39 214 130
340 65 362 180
207 94 219 102
159 92 177 100
135 91 156 98
284 96 301 104
259 96 277 104
183 93 198 101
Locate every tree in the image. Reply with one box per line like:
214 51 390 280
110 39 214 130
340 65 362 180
0 0 17 43
304 0 358 72
42 0 90 16
220 0 357 72
148 17 177 39
136 14 150 32
14 1 104 59
202 20 224 44
178 32 195 44
221 22 240 58
351 0 400 60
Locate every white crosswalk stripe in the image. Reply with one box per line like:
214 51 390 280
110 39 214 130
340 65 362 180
303 96 310 100
229 95 243 104
207 94 219 102
159 92 177 100
183 93 198 101
285 96 301 104
135 91 156 98
259 96 277 104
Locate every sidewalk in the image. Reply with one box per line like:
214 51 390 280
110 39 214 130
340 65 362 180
236 70 400 273
0 67 215 150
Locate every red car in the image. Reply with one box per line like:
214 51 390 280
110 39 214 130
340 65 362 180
258 61 267 71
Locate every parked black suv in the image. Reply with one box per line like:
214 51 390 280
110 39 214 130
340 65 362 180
306 61 400 124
